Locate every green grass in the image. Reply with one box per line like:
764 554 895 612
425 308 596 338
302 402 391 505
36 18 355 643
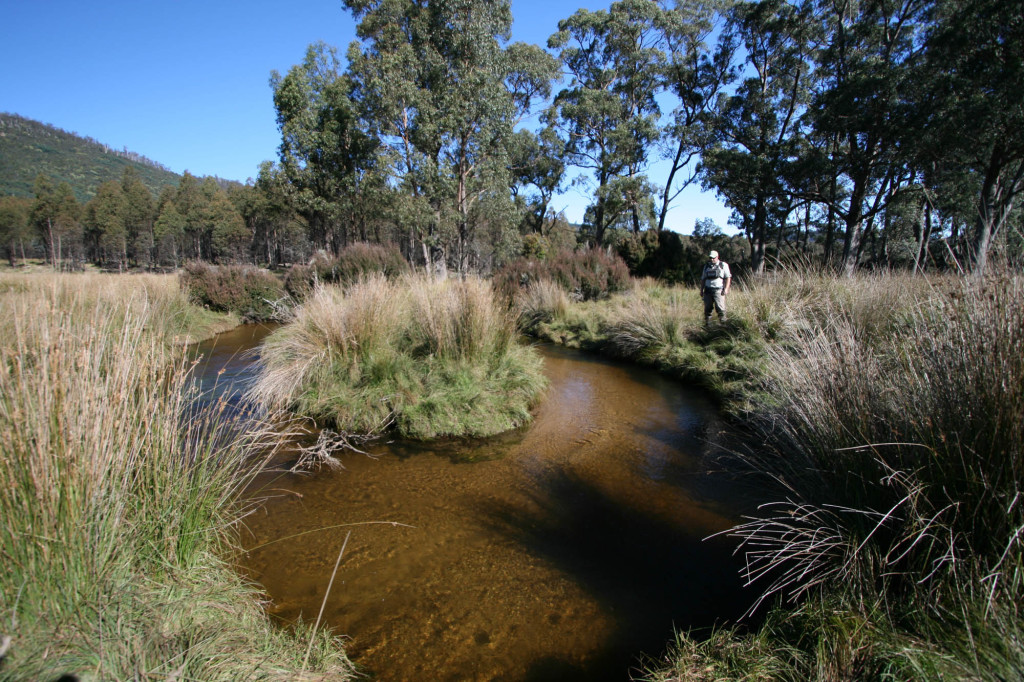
0 272 354 680
518 277 770 406
250 274 548 440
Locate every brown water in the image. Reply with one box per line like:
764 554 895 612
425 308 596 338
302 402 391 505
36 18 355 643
193 325 753 682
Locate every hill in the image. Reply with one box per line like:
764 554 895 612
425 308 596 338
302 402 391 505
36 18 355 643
0 113 182 203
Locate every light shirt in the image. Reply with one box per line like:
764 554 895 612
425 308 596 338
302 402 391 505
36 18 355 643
702 260 731 289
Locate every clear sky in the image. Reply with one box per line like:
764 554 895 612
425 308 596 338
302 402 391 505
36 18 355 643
1 0 730 233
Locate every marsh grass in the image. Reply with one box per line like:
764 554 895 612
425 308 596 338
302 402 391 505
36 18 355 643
522 269 1023 678
0 272 354 680
250 274 547 440
518 278 768 403
640 597 972 682
732 275 1024 611
616 270 1024 679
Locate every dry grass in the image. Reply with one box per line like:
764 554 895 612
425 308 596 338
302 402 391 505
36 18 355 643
0 272 354 680
250 273 546 439
0 271 240 345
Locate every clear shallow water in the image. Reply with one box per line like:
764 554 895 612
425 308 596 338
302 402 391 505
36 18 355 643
192 326 754 682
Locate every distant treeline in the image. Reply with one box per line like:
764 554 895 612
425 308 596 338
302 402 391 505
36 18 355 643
2 0 1022 279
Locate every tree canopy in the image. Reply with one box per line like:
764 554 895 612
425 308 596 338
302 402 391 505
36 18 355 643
5 0 1022 278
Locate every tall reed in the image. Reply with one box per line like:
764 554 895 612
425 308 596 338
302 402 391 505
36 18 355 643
718 272 1024 675
0 273 353 680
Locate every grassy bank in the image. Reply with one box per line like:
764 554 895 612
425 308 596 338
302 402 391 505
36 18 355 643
0 272 355 680
518 271 1023 680
250 274 547 440
516 276 771 406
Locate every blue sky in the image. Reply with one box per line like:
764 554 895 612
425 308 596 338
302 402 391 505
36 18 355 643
1 0 730 233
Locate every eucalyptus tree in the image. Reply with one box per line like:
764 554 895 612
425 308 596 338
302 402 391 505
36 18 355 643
701 0 815 274
153 187 185 267
81 167 156 268
548 0 666 244
509 126 568 234
236 162 311 268
506 40 566 236
342 0 555 274
120 166 156 268
272 42 380 255
919 0 1024 276
84 180 128 269
172 172 208 260
656 0 735 233
0 196 32 266
207 188 251 264
805 0 928 275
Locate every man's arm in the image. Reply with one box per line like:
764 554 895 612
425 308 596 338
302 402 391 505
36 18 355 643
723 276 731 295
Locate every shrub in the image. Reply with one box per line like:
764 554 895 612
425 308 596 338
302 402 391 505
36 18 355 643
283 242 409 301
616 229 694 284
180 262 286 322
495 247 631 303
282 261 318 301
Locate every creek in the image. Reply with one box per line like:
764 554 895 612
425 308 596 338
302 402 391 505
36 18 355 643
192 324 754 682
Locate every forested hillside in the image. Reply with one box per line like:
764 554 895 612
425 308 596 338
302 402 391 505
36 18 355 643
0 113 181 203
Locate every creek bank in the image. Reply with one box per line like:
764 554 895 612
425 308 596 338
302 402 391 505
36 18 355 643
521 292 770 413
222 337 754 682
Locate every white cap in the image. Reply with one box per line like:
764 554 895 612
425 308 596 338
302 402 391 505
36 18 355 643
709 250 719 259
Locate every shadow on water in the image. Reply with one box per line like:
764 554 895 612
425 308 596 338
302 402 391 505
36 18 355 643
481 466 751 682
196 327 763 681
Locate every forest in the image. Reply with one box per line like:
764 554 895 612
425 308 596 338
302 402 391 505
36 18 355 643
2 0 1022 281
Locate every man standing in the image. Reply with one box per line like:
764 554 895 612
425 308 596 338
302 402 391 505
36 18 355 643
700 250 731 327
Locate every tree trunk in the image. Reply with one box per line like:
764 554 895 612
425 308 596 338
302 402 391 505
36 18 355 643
749 194 767 275
841 180 867 276
914 201 932 274
970 165 1009 277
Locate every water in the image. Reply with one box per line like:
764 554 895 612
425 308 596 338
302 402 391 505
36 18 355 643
192 326 753 682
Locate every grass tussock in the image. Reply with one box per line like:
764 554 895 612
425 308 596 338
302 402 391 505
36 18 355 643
0 273 354 680
517 277 767 403
250 274 547 440
598 270 1024 680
